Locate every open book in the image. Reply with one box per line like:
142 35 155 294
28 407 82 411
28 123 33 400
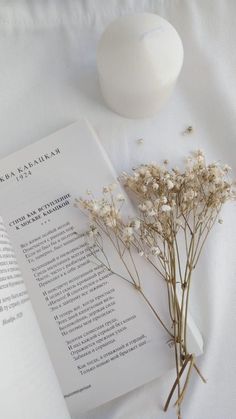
0 120 203 419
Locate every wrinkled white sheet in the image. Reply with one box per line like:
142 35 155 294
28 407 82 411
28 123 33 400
0 1 235 418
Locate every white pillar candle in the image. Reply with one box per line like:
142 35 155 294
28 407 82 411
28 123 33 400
97 13 184 118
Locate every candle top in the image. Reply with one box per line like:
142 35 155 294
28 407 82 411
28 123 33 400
97 13 184 88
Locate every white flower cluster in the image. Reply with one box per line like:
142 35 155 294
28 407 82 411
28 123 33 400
78 151 235 261
77 197 121 228
122 150 235 220
78 187 139 245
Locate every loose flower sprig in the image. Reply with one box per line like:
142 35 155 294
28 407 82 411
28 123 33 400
76 151 235 419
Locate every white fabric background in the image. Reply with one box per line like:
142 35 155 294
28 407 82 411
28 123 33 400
0 1 236 418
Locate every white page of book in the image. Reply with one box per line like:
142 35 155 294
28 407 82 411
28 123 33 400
0 217 71 419
0 120 203 417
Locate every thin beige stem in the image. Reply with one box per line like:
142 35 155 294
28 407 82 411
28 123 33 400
175 354 194 406
128 248 141 288
166 282 175 322
138 289 173 338
174 235 183 284
172 253 182 418
183 270 192 352
164 355 191 411
193 362 207 383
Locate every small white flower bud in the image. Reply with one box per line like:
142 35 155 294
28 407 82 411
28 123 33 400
161 204 172 212
151 246 161 256
138 203 147 212
167 180 174 190
152 182 159 190
145 200 153 209
148 209 157 216
132 219 141 230
116 194 125 201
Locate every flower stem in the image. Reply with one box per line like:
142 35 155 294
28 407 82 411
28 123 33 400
138 288 173 338
164 355 191 412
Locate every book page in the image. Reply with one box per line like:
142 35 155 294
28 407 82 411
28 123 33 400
0 217 71 419
0 120 203 417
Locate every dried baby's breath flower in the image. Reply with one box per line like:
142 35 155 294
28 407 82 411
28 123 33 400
183 125 194 135
137 138 144 144
77 150 235 419
103 182 117 193
161 204 172 212
131 218 141 230
151 246 161 256
88 225 98 239
138 203 147 212
148 209 157 216
152 182 159 190
167 179 174 190
116 193 125 201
